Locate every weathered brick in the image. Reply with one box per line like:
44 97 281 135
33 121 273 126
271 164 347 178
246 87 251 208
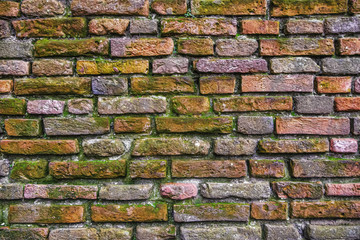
114 117 151 133
0 20 11 38
178 38 214 55
242 74 314 92
24 184 97 200
130 160 167 178
272 182 323 199
21 0 64 16
180 226 261 240
325 17 360 34
215 39 258 56
137 225 176 240
13 18 87 38
270 57 320 73
172 160 246 178
330 138 358 153
258 139 329 154
237 116 274 135
307 225 360 240
326 183 360 196
214 96 293 112
131 76 194 94
0 1 20 17
49 160 126 179
265 225 302 240
0 160 9 177
195 58 267 73
91 204 168 222
0 139 79 155
92 76 127 95
82 139 125 157
276 117 350 135
152 0 186 14
0 184 23 199
9 205 85 224
161 18 237 36
250 160 285 178
68 99 93 114
27 100 65 115
98 228 132 240
286 20 324 34
130 19 158 34
89 19 129 35
201 182 271 199
335 97 360 111
171 96 210 115
199 75 236 94
0 60 30 76
339 38 360 55
316 76 352 93
295 96 334 114
156 117 233 133
261 39 334 56
322 57 360 74
0 39 33 58
10 160 48 180
33 59 73 76
98 97 166 114
5 119 41 136
174 203 249 222
214 138 257 155
242 20 279 34
353 118 360 135
251 201 287 220
271 0 347 16
153 57 188 74
111 38 173 57
0 98 26 115
15 77 91 95
99 184 153 200
291 159 360 178
49 228 98 240
160 183 198 200
191 0 266 15
0 228 49 240
291 201 360 219
71 0 149 16
352 0 360 12
77 60 149 75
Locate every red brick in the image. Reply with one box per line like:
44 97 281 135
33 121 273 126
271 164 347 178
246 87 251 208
241 20 279 34
114 117 151 133
199 75 236 94
160 183 198 200
0 1 20 17
335 97 360 111
250 160 285 178
89 18 129 35
339 38 360 55
272 182 323 199
152 0 186 15
251 202 287 220
326 183 360 196
316 76 352 93
330 138 358 153
0 80 12 93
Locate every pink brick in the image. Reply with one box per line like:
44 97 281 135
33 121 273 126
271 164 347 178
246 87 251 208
160 183 198 200
24 184 98 199
330 138 358 153
326 183 360 196
27 100 65 115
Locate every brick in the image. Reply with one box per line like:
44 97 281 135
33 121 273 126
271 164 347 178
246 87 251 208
9 205 84 224
291 201 360 219
276 117 350 135
316 76 352 93
0 140 79 155
178 38 213 56
215 39 258 56
295 96 334 114
152 0 186 14
82 139 125 157
171 96 210 115
271 0 347 16
161 18 237 36
261 38 334 56
91 203 168 222
131 76 194 94
111 38 173 57
237 116 274 135
0 160 9 177
24 184 97 200
99 184 153 200
13 18 87 38
0 99 26 115
272 182 323 199
286 20 324 34
325 17 360 34
0 20 11 38
92 76 127 95
172 160 246 178
339 38 360 55
160 183 197 200
251 202 287 220
326 183 360 196
68 99 93 114
33 59 73 76
0 1 20 17
214 138 257 155
335 97 360 111
180 226 261 240
201 182 271 199
195 58 267 73
156 117 233 133
153 57 188 74
214 96 293 112
353 118 360 135
0 60 30 76
241 20 279 34
49 228 98 240
330 138 358 153
265 225 302 240
307 225 360 240
130 19 158 34
89 19 129 35
0 39 33 58
352 0 360 12
15 77 91 95
191 0 266 15
71 0 149 16
0 228 49 240
270 57 320 73
174 203 249 222
250 160 285 178
258 139 329 154
199 75 236 94
0 184 23 199
76 60 149 75
27 100 65 115
98 228 132 240
355 76 360 91
49 160 126 179
137 225 176 240
5 119 41 136
130 160 167 179
291 159 360 178
322 57 360 74
114 117 151 133
21 0 65 16
98 97 166 114
242 74 314 92
10 160 48 180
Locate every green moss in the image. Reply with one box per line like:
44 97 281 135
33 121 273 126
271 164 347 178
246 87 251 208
10 160 48 181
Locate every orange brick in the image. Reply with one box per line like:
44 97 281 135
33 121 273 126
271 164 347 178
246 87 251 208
241 20 279 34
0 80 12 93
316 76 352 93
335 97 360 111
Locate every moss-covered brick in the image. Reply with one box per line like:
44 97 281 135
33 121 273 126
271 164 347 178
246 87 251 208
82 139 125 157
291 201 360 218
191 0 266 15
0 98 26 115
130 160 167 178
44 117 110 135
10 159 48 180
0 228 49 240
251 201 287 220
131 76 195 94
5 119 42 136
24 184 98 200
137 225 176 240
250 160 285 178
178 38 214 55
0 1 20 17
258 139 329 154
171 96 210 115
76 60 149 75
199 75 236 94
114 117 151 133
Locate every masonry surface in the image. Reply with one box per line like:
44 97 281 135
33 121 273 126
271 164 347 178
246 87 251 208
0 0 359 239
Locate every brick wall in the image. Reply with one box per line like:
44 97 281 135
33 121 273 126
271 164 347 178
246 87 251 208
0 0 360 239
